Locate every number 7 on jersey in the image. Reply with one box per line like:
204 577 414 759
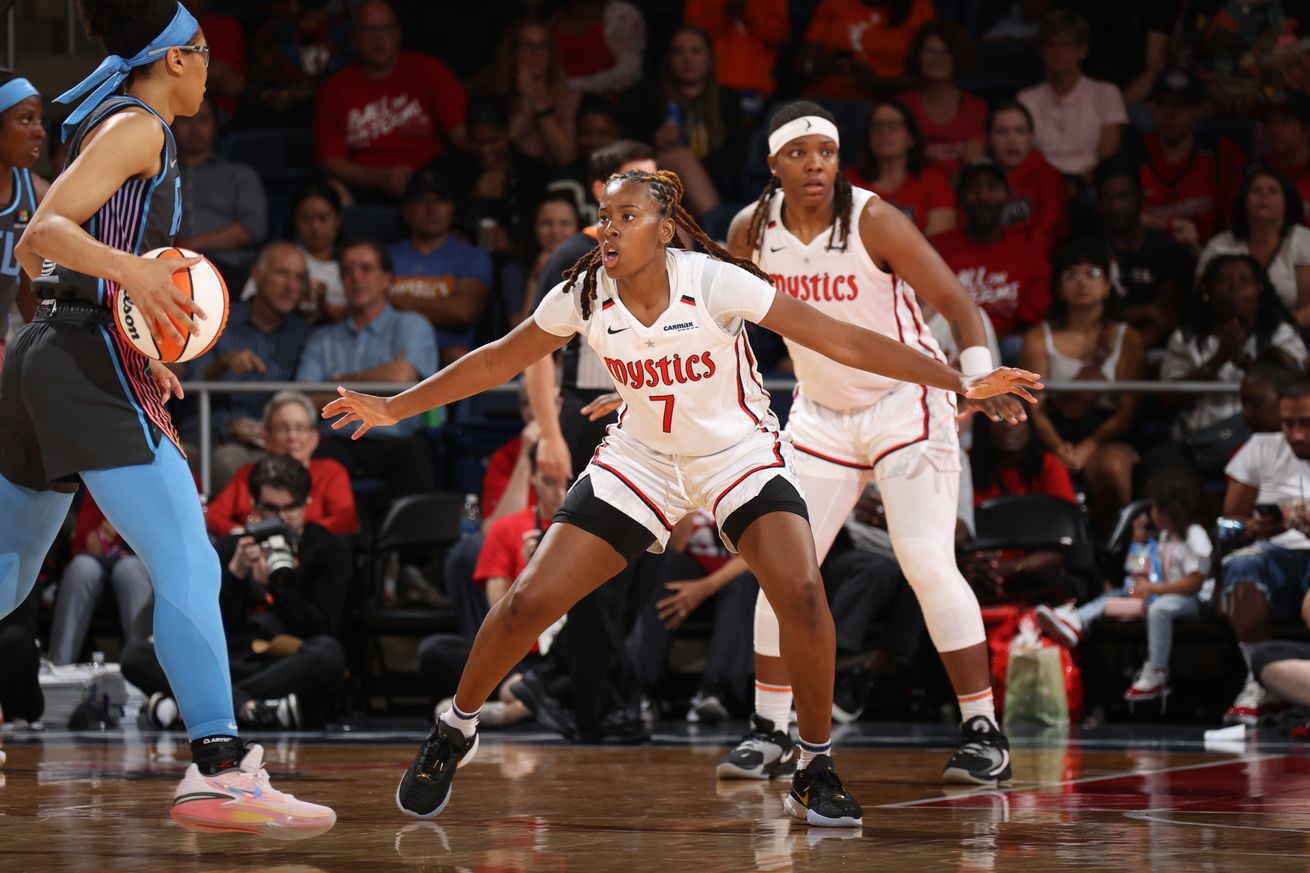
649 394 675 433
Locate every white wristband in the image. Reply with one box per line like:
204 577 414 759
960 346 993 377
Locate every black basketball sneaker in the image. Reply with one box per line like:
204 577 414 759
942 716 1012 785
396 720 480 818
716 714 797 779
783 755 864 827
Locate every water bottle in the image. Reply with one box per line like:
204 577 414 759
1124 542 1151 589
665 101 683 143
460 493 481 538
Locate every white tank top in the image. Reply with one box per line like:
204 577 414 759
754 186 946 411
1042 321 1126 383
534 248 778 457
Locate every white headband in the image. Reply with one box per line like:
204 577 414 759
768 116 841 156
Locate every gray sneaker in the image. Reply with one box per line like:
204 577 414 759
716 714 796 780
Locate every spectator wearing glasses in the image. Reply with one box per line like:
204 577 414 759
206 392 358 538
897 21 987 178
314 0 468 201
1021 243 1146 539
204 242 313 491
130 456 351 729
245 0 350 128
843 99 956 239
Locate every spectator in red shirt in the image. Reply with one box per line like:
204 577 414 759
205 392 358 538
315 0 468 201
797 0 935 100
844 98 955 238
1138 68 1246 248
1260 93 1310 221
898 21 987 178
937 160 1052 361
684 0 788 111
988 100 1069 254
182 0 244 117
419 440 569 725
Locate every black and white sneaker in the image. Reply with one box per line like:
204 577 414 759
832 668 875 725
783 755 863 827
942 716 1012 786
716 714 796 780
687 690 729 724
396 720 480 819
239 693 302 729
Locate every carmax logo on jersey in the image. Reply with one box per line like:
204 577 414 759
662 321 695 333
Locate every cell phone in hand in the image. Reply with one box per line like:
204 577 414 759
1254 504 1284 523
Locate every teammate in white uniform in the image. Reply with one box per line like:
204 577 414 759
325 169 1039 827
718 102 1025 787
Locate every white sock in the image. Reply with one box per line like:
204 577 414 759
797 737 831 770
755 681 792 729
958 688 996 726
440 701 480 738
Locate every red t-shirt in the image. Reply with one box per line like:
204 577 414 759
482 437 538 518
1001 150 1069 253
899 90 987 176
474 507 551 587
1139 133 1246 244
1265 156 1310 225
205 457 359 537
803 0 935 99
199 13 246 117
936 229 1052 336
843 165 954 232
973 453 1078 504
314 52 467 169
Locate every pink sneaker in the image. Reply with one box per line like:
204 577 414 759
171 743 336 839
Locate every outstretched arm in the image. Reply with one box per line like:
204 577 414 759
323 319 570 439
757 292 1041 401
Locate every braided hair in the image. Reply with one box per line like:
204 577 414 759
562 168 773 319
745 100 854 258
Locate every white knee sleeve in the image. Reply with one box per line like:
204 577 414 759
753 586 781 657
891 534 986 652
879 464 985 653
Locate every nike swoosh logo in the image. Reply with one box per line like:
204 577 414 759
769 246 785 252
992 749 1010 775
223 785 263 798
606 326 628 335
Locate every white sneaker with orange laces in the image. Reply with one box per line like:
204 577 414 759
170 743 336 839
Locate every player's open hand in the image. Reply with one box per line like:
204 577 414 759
120 254 205 345
148 359 184 403
962 395 1029 425
321 386 399 440
961 367 1042 403
580 392 623 422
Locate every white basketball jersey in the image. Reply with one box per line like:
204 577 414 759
536 248 778 457
755 186 946 411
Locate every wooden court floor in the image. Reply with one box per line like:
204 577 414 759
1 724 1309 872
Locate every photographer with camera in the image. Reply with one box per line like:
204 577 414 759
1218 377 1310 726
123 456 351 730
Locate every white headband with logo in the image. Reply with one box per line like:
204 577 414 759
768 116 841 156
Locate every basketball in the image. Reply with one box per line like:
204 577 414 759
113 247 229 363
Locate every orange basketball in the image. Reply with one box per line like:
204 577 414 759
113 247 230 363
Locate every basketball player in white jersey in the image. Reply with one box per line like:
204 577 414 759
717 101 1023 787
325 169 1039 827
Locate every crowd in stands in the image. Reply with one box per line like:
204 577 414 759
13 0 1310 736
